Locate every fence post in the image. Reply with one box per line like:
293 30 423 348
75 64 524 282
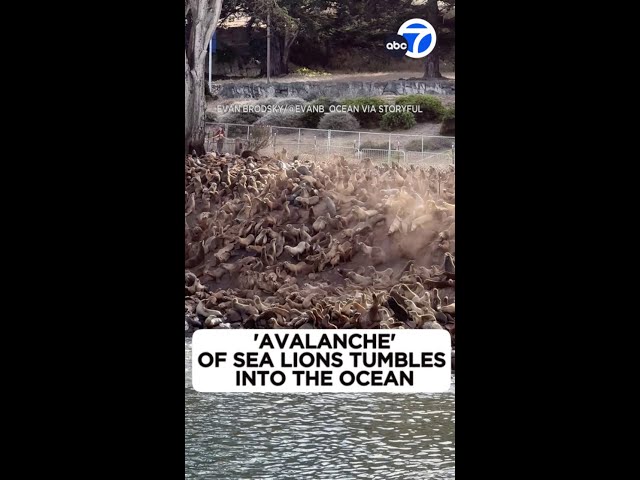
314 135 317 161
388 135 391 165
358 132 361 150
297 128 301 155
273 131 277 156
422 135 424 162
328 130 331 155
451 143 455 165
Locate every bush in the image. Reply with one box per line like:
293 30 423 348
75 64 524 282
205 110 217 122
359 140 389 150
405 137 453 151
380 111 416 131
404 139 423 151
255 98 277 107
275 97 307 106
219 109 262 125
254 109 306 128
227 124 250 139
440 106 455 136
341 97 387 128
317 112 360 131
395 95 446 122
247 125 272 151
301 97 339 128
294 67 331 77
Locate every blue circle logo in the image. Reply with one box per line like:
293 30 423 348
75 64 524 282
397 18 437 59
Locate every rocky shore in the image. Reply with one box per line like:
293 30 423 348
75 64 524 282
185 150 455 350
211 79 455 101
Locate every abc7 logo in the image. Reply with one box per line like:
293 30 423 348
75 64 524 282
385 19 437 59
385 34 409 58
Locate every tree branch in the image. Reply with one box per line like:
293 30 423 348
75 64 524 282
285 29 299 49
198 1 223 65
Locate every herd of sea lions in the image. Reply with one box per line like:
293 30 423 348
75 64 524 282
185 149 455 349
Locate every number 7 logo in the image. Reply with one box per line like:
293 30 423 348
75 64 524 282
398 19 437 59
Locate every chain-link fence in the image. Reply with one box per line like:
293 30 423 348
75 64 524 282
205 123 455 167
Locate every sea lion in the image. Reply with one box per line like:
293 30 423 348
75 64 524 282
441 303 455 315
431 288 442 311
240 150 260 159
284 261 315 276
284 241 311 258
444 252 456 274
185 192 196 217
183 152 455 330
385 296 411 324
357 241 386 266
185 241 205 269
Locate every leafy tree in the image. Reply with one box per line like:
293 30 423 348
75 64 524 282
226 0 333 76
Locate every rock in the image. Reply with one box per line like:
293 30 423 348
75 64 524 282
211 79 455 100
186 315 203 330
185 315 202 336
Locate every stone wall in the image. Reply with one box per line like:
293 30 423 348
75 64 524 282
212 79 455 100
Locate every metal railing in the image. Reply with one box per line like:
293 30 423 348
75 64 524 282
205 123 455 166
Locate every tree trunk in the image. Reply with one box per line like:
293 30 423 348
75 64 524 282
423 0 442 79
270 36 284 76
280 28 299 75
185 54 207 155
423 44 441 79
185 0 222 156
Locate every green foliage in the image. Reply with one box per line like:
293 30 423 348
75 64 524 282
440 106 455 135
205 110 218 122
227 124 251 138
213 46 235 64
220 109 262 125
317 111 360 130
255 109 306 128
301 97 338 128
442 105 455 119
404 139 423 151
247 125 272 151
404 137 453 151
330 0 422 48
359 140 389 149
255 97 277 106
294 67 331 77
275 97 307 106
395 95 446 122
380 111 416 131
341 97 387 128
216 0 455 75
